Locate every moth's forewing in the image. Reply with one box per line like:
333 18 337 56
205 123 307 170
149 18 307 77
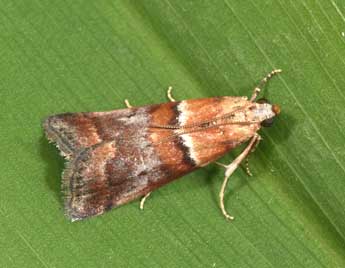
44 97 260 220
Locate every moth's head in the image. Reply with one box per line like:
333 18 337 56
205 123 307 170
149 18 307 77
256 98 280 127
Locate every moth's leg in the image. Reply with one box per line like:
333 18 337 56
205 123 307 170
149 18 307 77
215 134 260 220
167 86 176 102
124 99 132 108
140 192 151 210
250 69 282 101
244 135 262 176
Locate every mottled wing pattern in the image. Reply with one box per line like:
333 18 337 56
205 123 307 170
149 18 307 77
45 106 167 220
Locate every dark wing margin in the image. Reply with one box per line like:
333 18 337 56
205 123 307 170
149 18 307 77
62 141 119 221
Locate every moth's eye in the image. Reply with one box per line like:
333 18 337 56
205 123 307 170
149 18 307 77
261 117 274 127
257 98 270 104
272 104 281 115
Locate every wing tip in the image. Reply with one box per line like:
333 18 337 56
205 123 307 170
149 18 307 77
61 147 112 222
42 114 79 159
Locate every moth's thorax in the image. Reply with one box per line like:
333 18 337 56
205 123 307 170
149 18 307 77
146 97 266 168
249 103 276 123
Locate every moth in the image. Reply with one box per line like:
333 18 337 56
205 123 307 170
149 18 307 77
44 69 281 221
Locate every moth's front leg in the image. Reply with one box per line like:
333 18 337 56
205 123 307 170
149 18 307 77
216 134 261 220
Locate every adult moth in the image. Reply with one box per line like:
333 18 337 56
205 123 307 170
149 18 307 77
44 69 281 221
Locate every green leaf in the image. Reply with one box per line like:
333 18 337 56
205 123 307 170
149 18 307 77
1 0 345 267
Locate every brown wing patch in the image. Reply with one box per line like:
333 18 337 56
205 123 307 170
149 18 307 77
63 139 174 221
43 109 136 159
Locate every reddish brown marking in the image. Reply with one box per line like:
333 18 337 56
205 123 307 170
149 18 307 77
65 114 100 146
149 102 180 126
180 97 248 126
174 97 260 166
148 102 196 175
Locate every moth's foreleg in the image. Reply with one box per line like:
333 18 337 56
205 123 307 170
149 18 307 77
250 69 282 101
216 134 261 220
167 86 176 102
139 192 151 210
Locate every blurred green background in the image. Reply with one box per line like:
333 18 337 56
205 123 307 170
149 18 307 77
1 0 345 267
